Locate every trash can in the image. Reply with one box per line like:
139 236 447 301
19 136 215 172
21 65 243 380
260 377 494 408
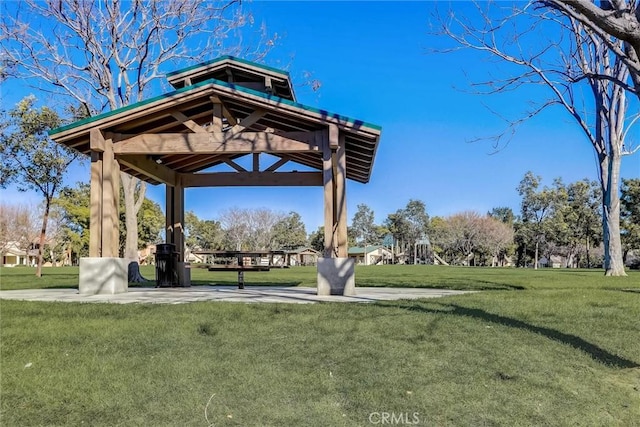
155 243 177 287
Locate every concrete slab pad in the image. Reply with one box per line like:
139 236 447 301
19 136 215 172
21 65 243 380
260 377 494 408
0 286 472 305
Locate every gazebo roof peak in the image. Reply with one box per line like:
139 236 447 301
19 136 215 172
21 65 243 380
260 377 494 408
166 55 296 101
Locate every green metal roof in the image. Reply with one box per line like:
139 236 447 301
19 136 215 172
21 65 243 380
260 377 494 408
49 79 214 135
165 55 290 78
50 77 381 136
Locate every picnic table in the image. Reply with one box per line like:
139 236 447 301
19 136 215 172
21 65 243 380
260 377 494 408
204 250 287 289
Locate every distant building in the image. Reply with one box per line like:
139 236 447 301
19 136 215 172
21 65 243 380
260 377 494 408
0 241 42 267
348 245 393 265
1 242 29 267
285 247 321 266
537 255 563 269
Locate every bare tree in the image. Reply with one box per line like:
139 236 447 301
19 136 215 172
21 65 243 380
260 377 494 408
219 207 285 251
0 0 275 281
0 202 41 260
540 0 640 99
435 1 638 275
219 207 251 251
250 208 285 250
478 215 515 267
430 211 514 266
448 211 483 265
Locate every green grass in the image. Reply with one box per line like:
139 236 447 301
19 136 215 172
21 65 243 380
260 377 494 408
1 264 636 291
1 266 639 426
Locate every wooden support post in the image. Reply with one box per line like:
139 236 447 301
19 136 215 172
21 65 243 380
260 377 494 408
165 185 173 246
101 137 120 257
322 125 348 258
174 182 185 262
81 129 127 295
88 129 121 259
89 151 103 257
335 132 348 258
111 153 120 257
165 181 185 261
323 129 335 258
318 125 355 296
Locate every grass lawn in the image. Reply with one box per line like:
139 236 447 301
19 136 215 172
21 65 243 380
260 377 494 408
1 266 639 426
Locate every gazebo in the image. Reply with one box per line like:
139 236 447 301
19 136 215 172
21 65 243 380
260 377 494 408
49 56 382 296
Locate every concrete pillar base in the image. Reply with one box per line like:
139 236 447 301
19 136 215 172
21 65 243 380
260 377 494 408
79 257 128 295
317 257 355 296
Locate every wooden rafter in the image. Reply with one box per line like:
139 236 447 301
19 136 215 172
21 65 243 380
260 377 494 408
228 108 266 134
116 154 177 185
264 156 290 172
224 158 247 172
210 96 237 126
170 110 208 133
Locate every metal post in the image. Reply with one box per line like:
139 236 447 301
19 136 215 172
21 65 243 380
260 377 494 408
238 271 244 289
237 253 244 289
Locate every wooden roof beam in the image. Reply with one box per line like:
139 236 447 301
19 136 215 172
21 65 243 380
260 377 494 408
117 154 177 186
113 131 321 155
180 171 322 187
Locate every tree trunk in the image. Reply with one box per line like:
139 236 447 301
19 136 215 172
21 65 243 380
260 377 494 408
586 235 591 269
566 251 574 268
121 173 148 282
534 240 539 269
35 198 51 278
600 150 627 276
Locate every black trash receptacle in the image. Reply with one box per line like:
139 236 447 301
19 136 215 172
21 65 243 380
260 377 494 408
156 243 177 287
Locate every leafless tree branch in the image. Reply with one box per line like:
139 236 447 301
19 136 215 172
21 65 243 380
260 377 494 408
432 0 636 275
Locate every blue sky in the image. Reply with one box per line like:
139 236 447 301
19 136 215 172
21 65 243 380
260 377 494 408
2 1 638 234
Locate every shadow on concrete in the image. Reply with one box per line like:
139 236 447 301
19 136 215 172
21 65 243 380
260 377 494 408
191 280 302 287
379 300 639 369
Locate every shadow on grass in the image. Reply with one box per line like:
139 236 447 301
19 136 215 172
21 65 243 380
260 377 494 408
385 301 639 369
471 280 526 290
364 279 526 291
